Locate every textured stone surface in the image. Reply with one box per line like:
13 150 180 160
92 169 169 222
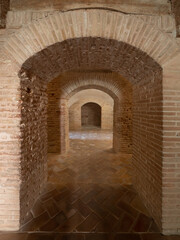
20 73 48 226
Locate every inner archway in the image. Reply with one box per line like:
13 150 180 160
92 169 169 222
47 73 129 154
81 102 101 128
20 37 162 233
68 88 114 131
18 37 163 234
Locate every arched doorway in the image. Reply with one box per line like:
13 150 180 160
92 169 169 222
67 88 115 132
0 9 180 234
81 102 101 128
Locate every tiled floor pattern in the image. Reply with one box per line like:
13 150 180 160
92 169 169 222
0 233 180 240
20 183 157 233
1 129 180 239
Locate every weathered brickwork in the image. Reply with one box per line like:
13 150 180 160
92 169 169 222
0 9 179 235
47 80 69 154
59 98 69 154
47 80 61 153
47 82 69 154
19 71 48 226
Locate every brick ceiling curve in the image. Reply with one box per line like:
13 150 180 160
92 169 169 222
2 9 179 72
21 37 162 86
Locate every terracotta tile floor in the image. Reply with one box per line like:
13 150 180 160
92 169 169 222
0 129 180 239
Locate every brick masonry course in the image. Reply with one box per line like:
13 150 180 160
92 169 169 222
0 8 180 235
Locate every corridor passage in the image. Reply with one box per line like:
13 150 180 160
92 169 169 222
0 130 178 239
21 130 158 233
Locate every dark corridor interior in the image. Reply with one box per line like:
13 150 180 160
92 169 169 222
81 103 101 128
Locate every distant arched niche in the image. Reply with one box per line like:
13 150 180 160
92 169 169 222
81 102 101 128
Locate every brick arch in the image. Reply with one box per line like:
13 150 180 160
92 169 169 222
0 8 180 235
17 37 163 86
64 84 119 101
81 102 102 127
79 99 110 108
59 71 131 101
62 76 132 153
69 97 112 110
18 32 162 230
2 9 179 69
69 96 114 131
68 89 114 108
81 101 101 108
47 72 132 155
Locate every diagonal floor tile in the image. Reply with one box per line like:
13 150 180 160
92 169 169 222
76 213 101 232
72 199 91 218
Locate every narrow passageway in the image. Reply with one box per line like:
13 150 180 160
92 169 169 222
1 1 180 238
20 129 159 234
